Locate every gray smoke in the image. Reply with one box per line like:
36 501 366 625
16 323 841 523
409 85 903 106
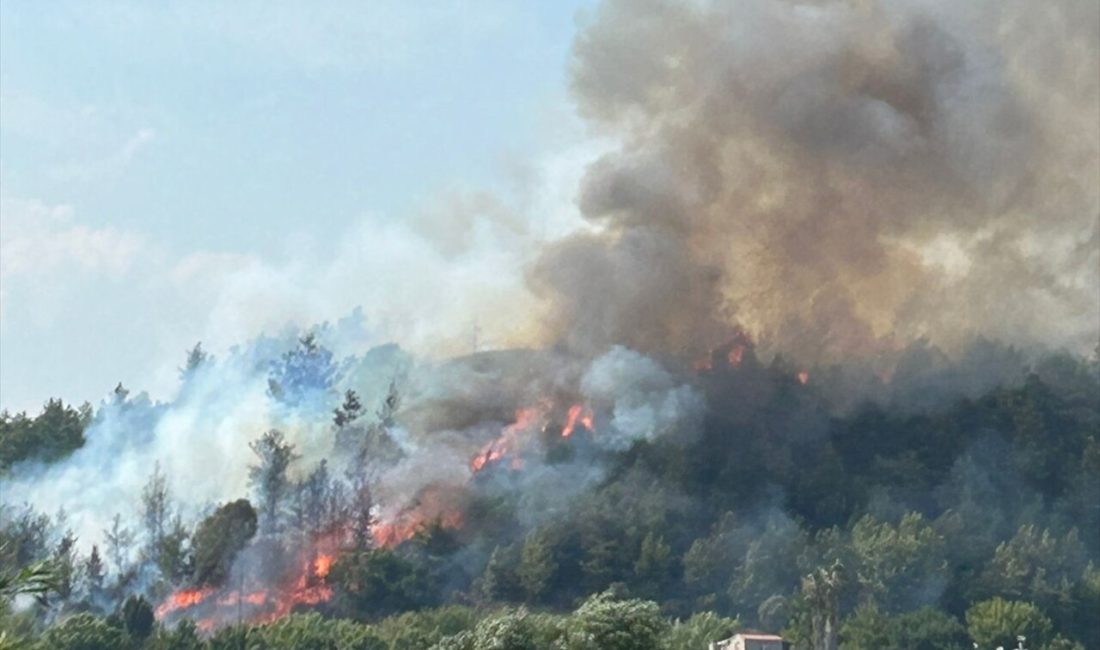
530 0 1099 363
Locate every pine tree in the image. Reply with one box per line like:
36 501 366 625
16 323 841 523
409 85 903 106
248 430 299 535
141 463 170 567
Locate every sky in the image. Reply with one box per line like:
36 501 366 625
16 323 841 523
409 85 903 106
0 1 597 412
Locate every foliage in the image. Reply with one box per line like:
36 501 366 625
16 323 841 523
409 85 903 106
190 499 257 587
966 598 1053 649
37 613 131 650
330 548 434 619
662 611 740 650
0 399 89 471
561 591 668 650
248 430 300 534
267 333 340 408
841 604 968 650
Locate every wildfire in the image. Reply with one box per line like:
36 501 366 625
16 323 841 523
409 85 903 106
155 535 340 628
373 486 466 547
727 344 745 367
469 404 548 473
155 587 215 619
797 370 810 385
158 400 595 632
469 401 596 473
314 553 334 578
561 404 594 438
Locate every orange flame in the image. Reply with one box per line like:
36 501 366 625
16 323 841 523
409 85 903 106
154 587 215 618
314 553 334 578
561 404 594 438
469 404 548 473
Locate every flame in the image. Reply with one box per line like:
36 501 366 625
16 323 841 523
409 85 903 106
797 370 810 385
561 404 594 438
727 344 745 367
469 404 548 473
373 486 466 547
154 587 215 618
314 553 334 578
155 533 342 628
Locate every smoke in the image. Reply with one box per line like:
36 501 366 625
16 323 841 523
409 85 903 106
581 345 704 450
530 0 1099 362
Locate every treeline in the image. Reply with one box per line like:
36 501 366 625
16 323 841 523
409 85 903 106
1 338 1097 649
0 399 90 472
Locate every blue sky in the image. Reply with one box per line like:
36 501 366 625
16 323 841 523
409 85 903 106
0 1 598 411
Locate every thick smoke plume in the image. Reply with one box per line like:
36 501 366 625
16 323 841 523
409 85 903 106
531 0 1099 362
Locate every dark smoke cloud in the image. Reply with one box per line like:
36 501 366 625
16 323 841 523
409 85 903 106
530 0 1099 363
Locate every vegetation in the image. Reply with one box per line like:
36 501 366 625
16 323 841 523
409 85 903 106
1 338 1097 649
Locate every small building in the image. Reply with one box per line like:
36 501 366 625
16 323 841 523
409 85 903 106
710 632 789 650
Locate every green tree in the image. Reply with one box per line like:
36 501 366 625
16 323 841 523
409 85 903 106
190 499 257 587
38 613 131 650
248 429 299 535
662 611 740 650
517 532 557 604
141 463 171 569
633 532 673 598
143 619 204 650
979 525 1086 618
0 399 87 470
465 608 543 650
841 605 967 650
250 612 385 649
330 548 433 619
562 591 668 650
850 512 946 612
119 594 154 642
476 545 521 603
966 598 1053 649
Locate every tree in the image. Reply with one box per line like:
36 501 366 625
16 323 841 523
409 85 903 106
461 608 543 650
803 561 843 650
333 390 363 428
141 463 171 568
103 514 134 578
841 605 967 650
633 532 673 598
562 591 668 650
144 619 204 650
966 598 1053 649
850 512 946 612
267 333 340 407
0 398 87 470
179 342 210 380
249 430 299 535
190 499 258 587
517 532 557 604
248 612 386 649
81 545 105 607
39 612 131 650
155 515 191 583
979 525 1086 617
119 594 155 642
0 547 57 605
330 548 433 619
662 612 740 650
54 529 78 603
729 514 808 618
477 545 521 603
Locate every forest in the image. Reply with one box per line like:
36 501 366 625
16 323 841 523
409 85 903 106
1 331 1097 650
